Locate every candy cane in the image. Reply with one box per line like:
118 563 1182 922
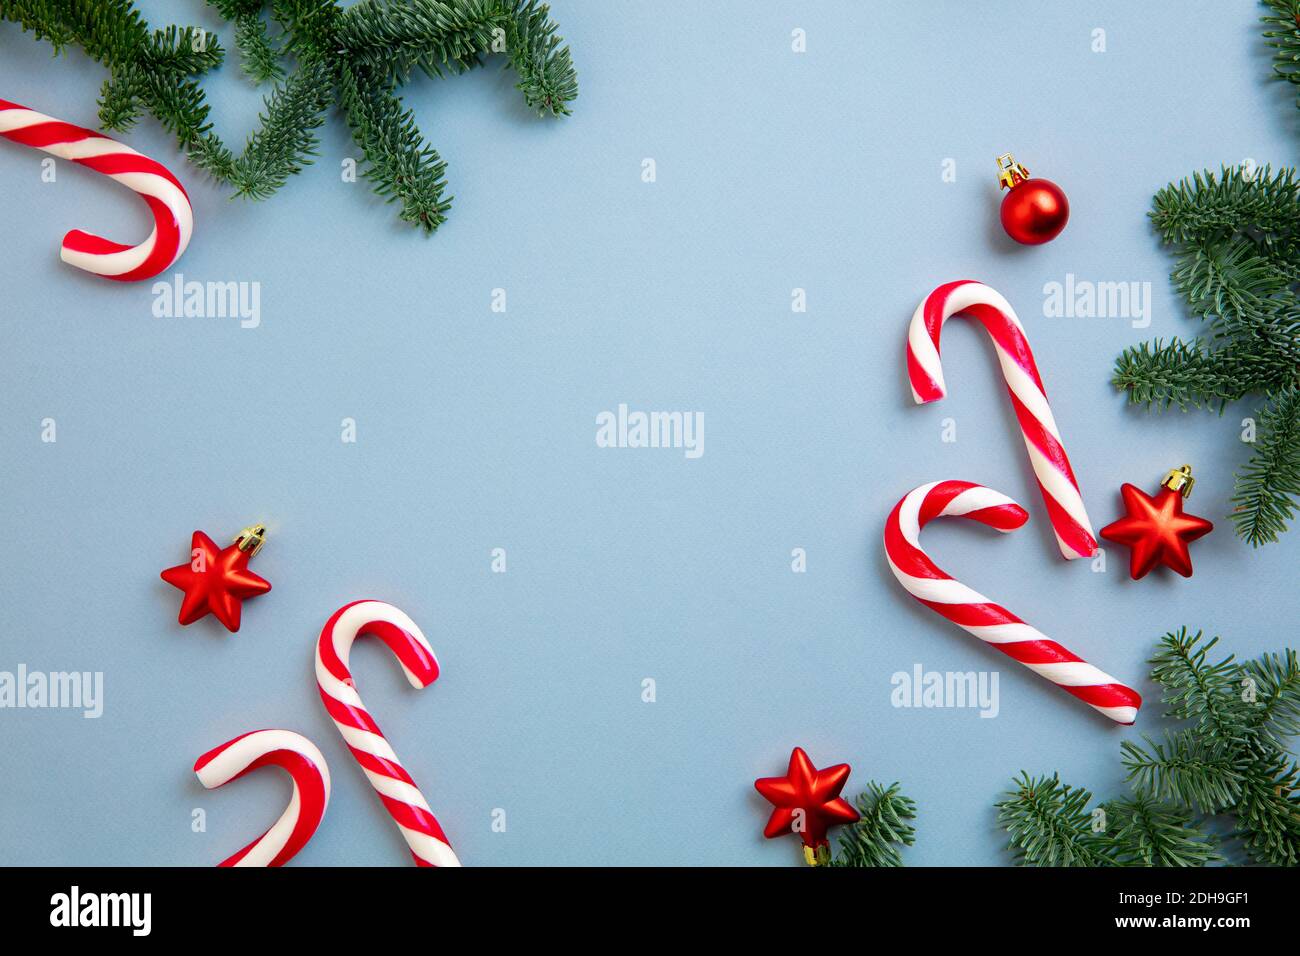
906 280 1097 560
0 98 193 281
884 479 1141 724
315 600 460 867
193 729 330 867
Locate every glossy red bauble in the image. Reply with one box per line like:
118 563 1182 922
1000 178 1070 245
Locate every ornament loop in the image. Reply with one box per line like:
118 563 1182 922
996 152 1030 190
235 523 268 555
803 844 832 867
1161 465 1195 498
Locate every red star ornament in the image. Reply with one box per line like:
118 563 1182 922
1099 467 1213 579
755 747 859 863
161 526 271 632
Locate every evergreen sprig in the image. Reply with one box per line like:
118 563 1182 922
1112 4 1300 544
1001 629 1300 867
1244 647 1300 747
831 782 917 867
995 773 1118 866
1263 0 1300 93
0 0 225 144
224 1 284 83
0 0 578 232
1124 629 1300 865
1233 385 1300 545
1103 793 1220 867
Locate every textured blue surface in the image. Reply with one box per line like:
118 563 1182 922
1 2 1297 866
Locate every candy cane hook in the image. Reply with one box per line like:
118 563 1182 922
906 280 1097 560
0 98 193 281
884 479 1141 724
315 600 460 867
193 729 331 867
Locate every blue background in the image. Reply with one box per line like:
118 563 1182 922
1 1 1296 866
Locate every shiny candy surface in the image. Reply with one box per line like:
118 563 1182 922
884 479 1142 725
193 729 330 867
315 600 460 867
0 98 193 280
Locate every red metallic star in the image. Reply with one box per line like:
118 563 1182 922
755 747 859 861
1099 484 1214 579
160 529 271 632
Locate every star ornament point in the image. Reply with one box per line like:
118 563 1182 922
754 747 859 854
161 530 271 632
1099 483 1213 579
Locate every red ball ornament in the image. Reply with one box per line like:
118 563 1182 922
161 524 271 632
1099 466 1214 579
754 746 860 865
997 153 1069 245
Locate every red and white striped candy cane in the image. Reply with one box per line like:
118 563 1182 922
315 600 460 867
193 728 331 867
884 479 1141 724
0 98 192 281
906 280 1097 560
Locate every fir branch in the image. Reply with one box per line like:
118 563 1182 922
1 0 150 63
996 773 1118 866
2 0 577 232
1209 305 1300 394
1150 165 1300 245
338 0 506 81
1243 648 1300 747
266 0 339 48
338 62 451 232
1148 629 1253 740
1 1 225 146
1122 733 1246 814
1235 751 1300 865
1001 630 1297 867
1262 0 1300 89
336 0 578 115
1103 793 1219 867
1170 233 1295 321
1118 9 1300 543
1112 337 1252 410
831 782 917 867
142 24 224 76
97 71 143 131
205 2 280 81
188 131 237 183
1233 385 1300 545
226 53 333 199
505 0 577 115
233 11 284 83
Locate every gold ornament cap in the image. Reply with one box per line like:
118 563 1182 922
803 844 832 866
1161 465 1196 499
234 523 268 555
997 152 1031 191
